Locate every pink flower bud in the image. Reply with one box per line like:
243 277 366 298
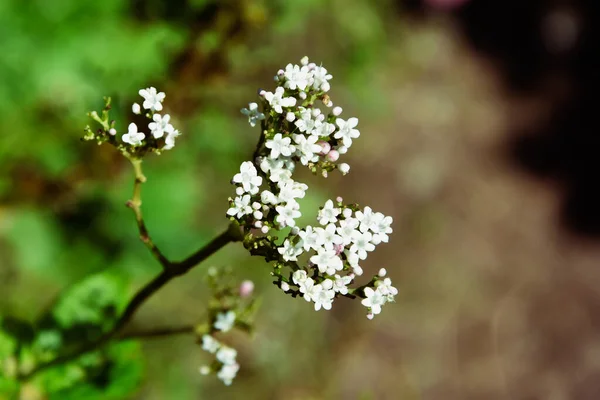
239 280 254 298
336 196 343 203
326 150 339 162
366 313 374 320
333 244 344 255
317 141 331 155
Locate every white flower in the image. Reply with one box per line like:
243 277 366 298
232 161 263 195
334 117 360 147
201 334 221 353
163 129 181 150
318 200 340 225
376 278 398 301
312 66 332 92
293 134 321 165
260 190 279 205
122 123 145 146
298 226 324 251
227 195 253 219
269 167 293 183
265 133 295 159
355 206 377 233
337 217 360 245
292 270 309 286
264 87 296 113
216 346 238 365
371 213 393 244
312 122 335 138
275 201 301 227
312 284 335 311
139 87 165 111
283 63 310 91
361 287 386 315
214 311 236 332
302 278 321 302
317 224 343 251
217 363 240 386
277 180 307 203
310 249 343 275
332 274 353 295
148 113 174 139
241 102 265 127
278 239 303 261
350 231 375 260
295 108 319 133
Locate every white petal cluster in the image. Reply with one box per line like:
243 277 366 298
228 57 396 318
120 87 181 151
199 311 240 386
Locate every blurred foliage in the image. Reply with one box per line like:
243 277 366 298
0 0 395 398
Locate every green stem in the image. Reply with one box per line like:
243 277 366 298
126 158 170 269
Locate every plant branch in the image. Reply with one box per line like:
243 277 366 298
126 158 170 269
18 227 238 381
118 325 195 340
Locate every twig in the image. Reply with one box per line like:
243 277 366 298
118 325 195 340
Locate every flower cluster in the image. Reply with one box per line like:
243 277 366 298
83 87 181 158
227 57 397 318
199 310 240 386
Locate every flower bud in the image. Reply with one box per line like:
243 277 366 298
286 112 295 122
321 170 328 178
317 141 331 155
337 146 348 154
326 150 339 162
338 163 350 174
281 282 290 292
316 114 325 122
378 268 387 277
132 103 141 114
254 220 263 228
261 226 269 234
366 313 374 320
300 56 309 66
259 89 266 97
333 106 343 116
353 265 364 276
252 202 261 210
336 196 343 203
239 280 255 298
291 226 300 235
199 366 211 375
236 187 245 196
109 128 117 136
253 210 263 220
343 208 353 218
311 108 322 118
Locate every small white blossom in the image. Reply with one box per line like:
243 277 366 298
355 206 377 233
371 213 393 244
232 161 263 195
332 274 353 295
278 239 303 261
201 334 220 353
350 231 376 260
265 133 295 159
376 277 398 301
214 311 236 332
277 180 307 203
260 190 279 205
292 270 309 286
241 102 265 127
264 87 296 113
216 346 238 365
217 363 240 386
122 122 145 146
163 129 180 150
338 163 350 175
139 87 165 111
316 224 343 251
312 66 332 92
318 200 341 225
227 195 253 219
312 284 335 311
334 117 360 147
283 63 310 91
148 113 174 139
275 201 301 227
293 134 321 165
310 249 343 275
298 226 324 251
337 217 359 245
361 287 386 315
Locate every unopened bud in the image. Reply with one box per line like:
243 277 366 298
132 103 141 114
235 187 245 196
333 106 343 116
261 226 269 234
199 366 211 375
338 163 350 174
378 268 387 277
300 56 309 66
337 146 348 154
299 92 307 100
109 128 117 136
326 150 340 162
366 313 374 320
281 282 290 292
239 280 255 298
317 141 331 155
343 208 353 218
353 265 364 276
286 112 295 122
254 220 263 228
291 226 300 235
253 210 263 220
336 196 343 203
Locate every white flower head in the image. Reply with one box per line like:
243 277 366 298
361 287 386 315
318 200 341 225
241 102 265 127
201 334 221 354
217 363 240 386
264 87 296 113
139 87 165 111
265 133 296 159
214 311 236 332
227 195 253 219
334 117 360 148
232 161 263 195
122 122 145 146
148 113 174 139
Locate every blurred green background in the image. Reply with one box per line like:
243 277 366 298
3 0 597 399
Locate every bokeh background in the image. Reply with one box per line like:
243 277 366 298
3 0 600 399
